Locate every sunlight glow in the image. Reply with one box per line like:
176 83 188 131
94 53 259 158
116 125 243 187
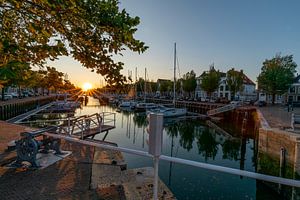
82 82 93 91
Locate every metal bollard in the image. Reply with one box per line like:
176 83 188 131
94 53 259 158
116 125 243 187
147 113 164 200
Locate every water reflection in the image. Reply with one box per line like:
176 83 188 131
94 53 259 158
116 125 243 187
125 112 243 162
197 127 218 161
222 139 241 161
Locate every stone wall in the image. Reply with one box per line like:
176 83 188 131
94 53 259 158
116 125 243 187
258 127 300 167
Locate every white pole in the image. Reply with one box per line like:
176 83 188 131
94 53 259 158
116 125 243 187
153 156 159 200
173 42 176 106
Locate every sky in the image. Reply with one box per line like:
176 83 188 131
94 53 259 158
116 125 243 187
48 0 300 88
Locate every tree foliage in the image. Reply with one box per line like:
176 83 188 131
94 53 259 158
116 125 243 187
257 54 297 104
39 66 64 93
200 67 221 98
226 68 244 99
159 80 172 94
0 0 147 85
182 70 196 96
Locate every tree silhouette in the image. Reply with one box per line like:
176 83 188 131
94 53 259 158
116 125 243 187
196 128 218 161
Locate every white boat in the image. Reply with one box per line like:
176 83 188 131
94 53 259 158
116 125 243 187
147 105 186 118
119 101 137 109
134 102 158 112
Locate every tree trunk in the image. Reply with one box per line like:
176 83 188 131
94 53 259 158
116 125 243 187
1 87 4 101
272 93 275 105
18 85 21 98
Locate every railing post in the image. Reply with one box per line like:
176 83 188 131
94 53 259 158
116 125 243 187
291 113 295 130
68 116 71 135
147 113 164 200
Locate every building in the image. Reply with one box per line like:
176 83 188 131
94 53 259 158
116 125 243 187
195 70 256 101
258 75 300 105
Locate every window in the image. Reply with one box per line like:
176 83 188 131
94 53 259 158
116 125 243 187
225 85 229 91
297 96 300 101
220 85 224 91
290 87 295 93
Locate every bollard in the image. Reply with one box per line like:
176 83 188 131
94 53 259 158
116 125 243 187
278 147 286 192
147 113 164 200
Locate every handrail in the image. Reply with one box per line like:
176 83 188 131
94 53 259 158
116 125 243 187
44 132 300 188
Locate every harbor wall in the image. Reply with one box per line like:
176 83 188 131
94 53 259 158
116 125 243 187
257 109 300 199
147 98 222 114
0 96 55 120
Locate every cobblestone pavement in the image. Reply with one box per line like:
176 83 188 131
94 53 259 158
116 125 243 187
0 140 101 200
0 121 99 200
258 104 300 129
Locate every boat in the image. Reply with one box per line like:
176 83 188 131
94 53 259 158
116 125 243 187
134 102 158 112
147 43 187 117
147 105 187 118
119 100 137 109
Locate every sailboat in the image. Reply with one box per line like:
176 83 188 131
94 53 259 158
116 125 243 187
147 43 187 117
135 68 159 112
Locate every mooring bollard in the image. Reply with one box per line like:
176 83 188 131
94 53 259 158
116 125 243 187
147 113 164 200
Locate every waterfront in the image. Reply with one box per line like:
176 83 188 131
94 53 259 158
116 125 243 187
2 97 300 199
42 97 282 199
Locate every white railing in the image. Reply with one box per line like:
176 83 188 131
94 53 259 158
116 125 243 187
101 112 116 127
207 104 237 116
43 113 300 200
291 113 300 131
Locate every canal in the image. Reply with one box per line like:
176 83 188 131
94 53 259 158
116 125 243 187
22 97 285 199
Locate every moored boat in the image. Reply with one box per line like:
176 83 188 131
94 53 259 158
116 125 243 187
134 102 158 112
146 105 187 118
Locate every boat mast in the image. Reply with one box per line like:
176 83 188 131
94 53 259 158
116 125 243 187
144 68 147 102
135 67 137 100
173 42 176 106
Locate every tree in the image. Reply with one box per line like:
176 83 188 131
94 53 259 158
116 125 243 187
159 80 172 95
27 70 44 95
39 67 64 94
9 62 32 97
257 54 297 104
0 0 147 85
200 67 221 99
227 68 244 100
182 70 197 97
0 61 15 100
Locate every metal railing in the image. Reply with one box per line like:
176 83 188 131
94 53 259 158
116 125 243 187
43 113 300 200
101 112 116 127
44 132 300 198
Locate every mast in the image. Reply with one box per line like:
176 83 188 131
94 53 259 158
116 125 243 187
144 68 147 102
135 67 137 100
173 43 176 106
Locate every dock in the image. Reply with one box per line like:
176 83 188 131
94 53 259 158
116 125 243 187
0 120 175 199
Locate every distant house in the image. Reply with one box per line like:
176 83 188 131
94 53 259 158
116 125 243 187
258 75 300 105
287 75 300 104
195 70 256 101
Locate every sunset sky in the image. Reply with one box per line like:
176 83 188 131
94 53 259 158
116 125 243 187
48 0 300 88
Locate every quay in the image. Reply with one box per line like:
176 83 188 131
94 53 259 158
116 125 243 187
257 105 300 191
147 98 222 114
0 96 55 121
0 120 175 200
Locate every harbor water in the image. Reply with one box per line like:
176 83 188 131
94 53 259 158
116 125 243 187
23 97 284 199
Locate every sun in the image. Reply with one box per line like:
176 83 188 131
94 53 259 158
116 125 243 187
82 82 93 91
